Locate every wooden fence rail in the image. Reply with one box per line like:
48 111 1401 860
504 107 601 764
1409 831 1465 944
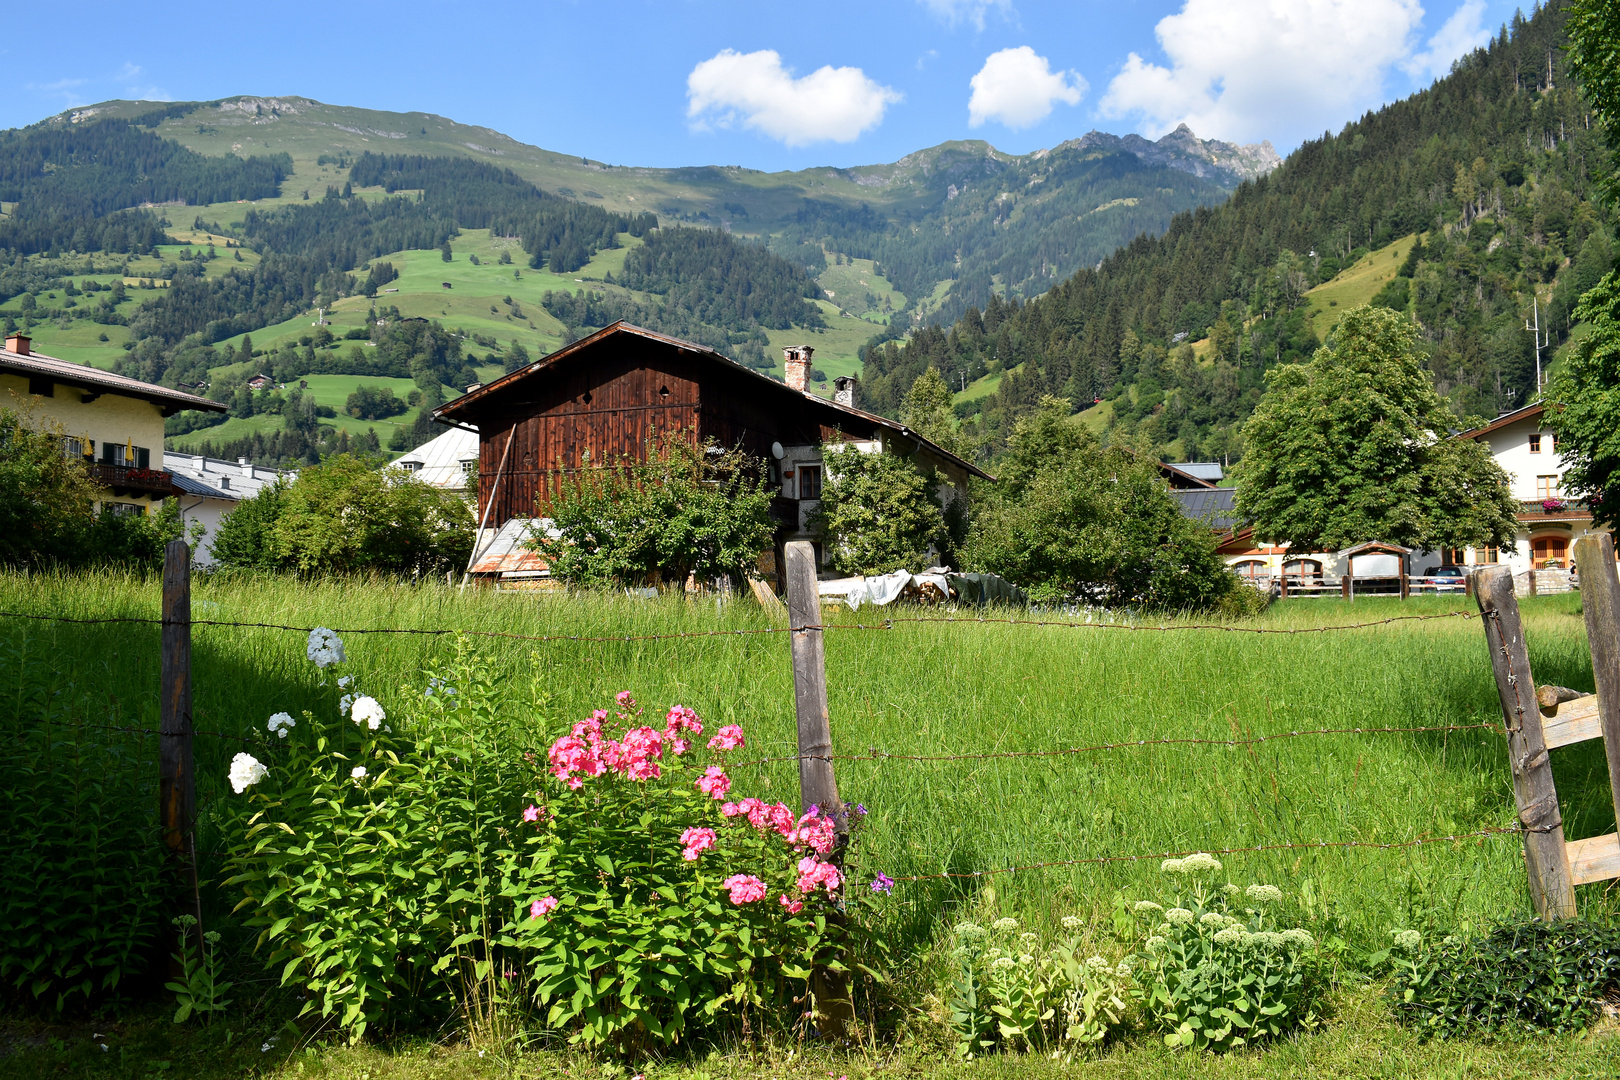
1473 534 1620 918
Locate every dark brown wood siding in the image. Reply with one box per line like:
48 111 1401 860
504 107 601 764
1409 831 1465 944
464 334 885 527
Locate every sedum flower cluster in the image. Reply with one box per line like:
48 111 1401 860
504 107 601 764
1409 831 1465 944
1129 854 1322 1052
948 910 1132 1059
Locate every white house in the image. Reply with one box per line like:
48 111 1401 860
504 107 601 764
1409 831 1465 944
165 453 288 566
392 425 479 496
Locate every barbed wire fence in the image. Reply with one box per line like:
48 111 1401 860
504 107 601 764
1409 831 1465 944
1 539 1550 927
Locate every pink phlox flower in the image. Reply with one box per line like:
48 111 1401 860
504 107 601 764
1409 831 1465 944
741 798 769 829
680 826 717 861
572 714 606 742
529 895 559 919
547 734 604 786
664 704 703 737
779 893 804 915
722 874 767 905
721 801 743 818
696 766 731 800
796 856 842 895
789 810 837 855
521 805 540 823
707 724 745 752
766 802 797 837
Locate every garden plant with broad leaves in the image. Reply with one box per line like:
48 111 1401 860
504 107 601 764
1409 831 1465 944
221 628 887 1049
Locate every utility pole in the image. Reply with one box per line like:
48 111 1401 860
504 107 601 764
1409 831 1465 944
1526 297 1549 399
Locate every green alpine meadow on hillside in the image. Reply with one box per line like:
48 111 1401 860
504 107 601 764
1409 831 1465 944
0 90 1275 462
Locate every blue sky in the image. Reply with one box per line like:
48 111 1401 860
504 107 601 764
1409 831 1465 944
6 0 1525 171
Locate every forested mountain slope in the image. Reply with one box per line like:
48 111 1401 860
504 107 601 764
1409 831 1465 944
863 1 1615 464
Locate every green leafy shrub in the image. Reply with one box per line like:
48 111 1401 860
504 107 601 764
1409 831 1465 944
223 630 870 1047
502 695 860 1051
534 429 774 590
815 443 948 576
1390 919 1620 1037
0 638 166 1011
946 907 1132 1059
1129 854 1322 1051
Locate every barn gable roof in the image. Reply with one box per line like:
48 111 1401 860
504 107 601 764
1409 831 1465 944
434 321 993 481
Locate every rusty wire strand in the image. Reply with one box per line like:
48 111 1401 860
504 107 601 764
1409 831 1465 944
726 722 1500 769
884 825 1525 883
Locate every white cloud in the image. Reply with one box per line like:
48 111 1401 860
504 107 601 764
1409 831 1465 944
918 0 1013 31
686 49 901 147
968 47 1085 129
1404 0 1492 81
1099 0 1424 144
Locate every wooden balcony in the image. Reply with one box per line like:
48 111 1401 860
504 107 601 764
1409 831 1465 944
86 462 177 499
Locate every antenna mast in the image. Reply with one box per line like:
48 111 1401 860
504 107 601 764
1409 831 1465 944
1526 297 1549 399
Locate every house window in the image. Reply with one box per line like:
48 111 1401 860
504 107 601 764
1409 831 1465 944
101 502 142 518
460 459 478 483
133 447 150 470
1536 475 1559 498
1282 559 1323 582
400 461 421 473
100 443 124 465
1232 560 1267 579
797 464 823 500
1473 546 1499 565
60 437 83 459
1442 548 1467 566
1529 433 1542 453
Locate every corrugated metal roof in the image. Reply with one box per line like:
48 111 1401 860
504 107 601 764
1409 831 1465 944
469 517 553 576
1170 486 1240 531
1175 462 1225 482
1 347 225 413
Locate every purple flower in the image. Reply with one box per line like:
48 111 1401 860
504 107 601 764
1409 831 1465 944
871 873 895 895
854 804 867 816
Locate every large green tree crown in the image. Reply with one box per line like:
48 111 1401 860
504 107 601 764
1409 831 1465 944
1232 306 1520 552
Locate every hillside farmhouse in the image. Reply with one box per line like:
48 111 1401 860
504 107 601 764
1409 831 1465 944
432 322 991 583
1207 401 1611 592
1 333 225 517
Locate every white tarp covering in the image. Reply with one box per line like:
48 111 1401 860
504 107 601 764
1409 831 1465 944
817 568 1009 610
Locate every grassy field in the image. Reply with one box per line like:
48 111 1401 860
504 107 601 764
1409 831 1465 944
1303 235 1421 339
3 574 1618 1072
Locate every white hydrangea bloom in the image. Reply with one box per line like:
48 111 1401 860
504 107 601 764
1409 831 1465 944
1160 857 1184 873
953 922 987 941
1085 955 1110 972
1114 960 1133 979
1061 915 1083 930
1222 883 1242 896
992 917 1019 931
1199 912 1226 928
307 627 345 668
1393 929 1422 953
229 752 268 793
990 956 1016 971
1019 932 1039 944
1165 908 1195 926
350 765 367 780
350 696 385 730
1144 935 1167 951
1212 927 1251 947
1245 884 1282 903
1133 900 1163 915
266 712 296 738
1281 928 1316 950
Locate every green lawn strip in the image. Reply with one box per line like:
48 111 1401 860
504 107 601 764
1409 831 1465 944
1304 234 1421 338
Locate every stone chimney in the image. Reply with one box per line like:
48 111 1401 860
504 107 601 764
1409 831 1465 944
833 375 858 409
5 333 30 356
783 345 814 392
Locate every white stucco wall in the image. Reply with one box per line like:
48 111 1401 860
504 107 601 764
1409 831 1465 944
2 371 169 514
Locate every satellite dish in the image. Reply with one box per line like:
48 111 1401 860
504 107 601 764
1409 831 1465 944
770 442 785 460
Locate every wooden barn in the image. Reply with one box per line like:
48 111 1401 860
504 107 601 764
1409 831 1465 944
432 321 990 572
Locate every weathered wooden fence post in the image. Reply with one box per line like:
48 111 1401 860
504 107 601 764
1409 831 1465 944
1473 565 1577 918
782 539 852 1036
160 540 201 935
784 541 844 831
1574 535 1620 833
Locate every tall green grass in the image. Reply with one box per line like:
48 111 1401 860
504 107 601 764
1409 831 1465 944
3 570 1613 955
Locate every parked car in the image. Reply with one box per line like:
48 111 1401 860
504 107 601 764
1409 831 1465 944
1420 564 1468 593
